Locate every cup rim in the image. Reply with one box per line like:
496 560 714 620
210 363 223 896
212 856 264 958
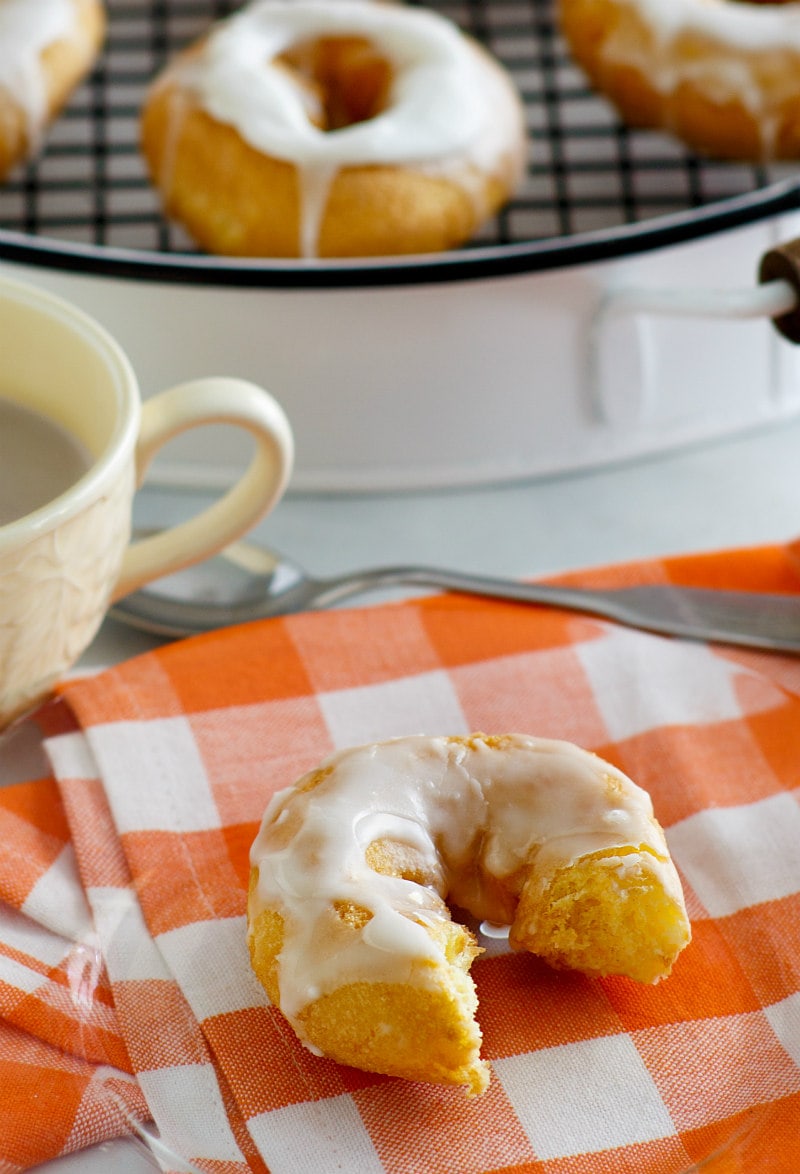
0 274 141 549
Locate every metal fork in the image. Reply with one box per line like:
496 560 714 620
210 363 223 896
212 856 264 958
110 540 800 653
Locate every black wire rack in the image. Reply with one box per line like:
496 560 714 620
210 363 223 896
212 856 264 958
2 0 800 285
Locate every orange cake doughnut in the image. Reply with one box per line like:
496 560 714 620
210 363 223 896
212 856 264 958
248 733 691 1095
140 0 527 258
559 0 800 160
0 0 106 181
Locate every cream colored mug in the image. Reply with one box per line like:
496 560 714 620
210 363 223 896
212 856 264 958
0 273 294 729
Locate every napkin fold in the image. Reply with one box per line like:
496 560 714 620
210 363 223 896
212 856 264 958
1 542 800 1173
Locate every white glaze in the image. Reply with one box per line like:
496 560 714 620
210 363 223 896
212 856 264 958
618 0 800 48
0 0 79 153
161 0 526 256
601 0 800 155
250 734 687 1025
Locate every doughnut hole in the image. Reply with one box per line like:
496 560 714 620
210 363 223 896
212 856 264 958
367 831 520 933
448 860 521 928
278 36 393 129
510 847 691 984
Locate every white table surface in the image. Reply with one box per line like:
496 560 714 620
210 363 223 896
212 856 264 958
26 414 800 1171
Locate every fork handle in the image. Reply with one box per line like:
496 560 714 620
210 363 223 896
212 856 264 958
316 567 800 653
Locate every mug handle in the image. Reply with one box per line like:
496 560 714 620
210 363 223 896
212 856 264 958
111 378 294 602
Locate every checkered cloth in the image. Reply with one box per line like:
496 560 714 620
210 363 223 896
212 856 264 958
1 542 800 1173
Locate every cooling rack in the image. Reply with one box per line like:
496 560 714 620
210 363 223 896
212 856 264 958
2 0 800 286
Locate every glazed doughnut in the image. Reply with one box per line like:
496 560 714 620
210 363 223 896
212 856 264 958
139 0 527 258
559 0 800 160
248 733 690 1094
0 0 105 181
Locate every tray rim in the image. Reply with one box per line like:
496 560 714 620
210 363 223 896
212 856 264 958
3 177 800 290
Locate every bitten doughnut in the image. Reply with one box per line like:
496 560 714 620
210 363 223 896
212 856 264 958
140 0 527 258
560 0 800 161
0 0 106 181
248 734 691 1094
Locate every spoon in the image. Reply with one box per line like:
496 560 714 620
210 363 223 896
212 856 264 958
107 536 800 653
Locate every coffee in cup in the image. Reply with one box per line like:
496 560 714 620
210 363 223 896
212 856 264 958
0 398 93 526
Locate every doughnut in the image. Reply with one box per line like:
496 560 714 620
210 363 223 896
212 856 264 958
559 0 800 161
139 0 527 258
0 0 106 181
248 733 691 1094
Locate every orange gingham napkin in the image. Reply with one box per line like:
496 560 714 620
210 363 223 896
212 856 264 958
1 542 800 1173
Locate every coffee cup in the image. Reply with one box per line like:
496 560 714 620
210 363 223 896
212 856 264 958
0 273 294 728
